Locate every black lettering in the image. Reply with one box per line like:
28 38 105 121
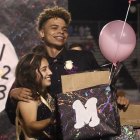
0 44 5 61
0 85 6 100
1 65 11 80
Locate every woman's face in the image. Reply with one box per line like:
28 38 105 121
36 58 52 89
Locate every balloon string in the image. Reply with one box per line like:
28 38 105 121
120 2 131 39
100 63 112 67
113 2 131 64
109 63 114 81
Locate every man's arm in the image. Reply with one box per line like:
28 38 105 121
10 87 33 102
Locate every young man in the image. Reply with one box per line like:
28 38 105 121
7 6 100 99
5 6 129 139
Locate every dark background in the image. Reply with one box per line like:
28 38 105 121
68 0 139 21
68 0 139 90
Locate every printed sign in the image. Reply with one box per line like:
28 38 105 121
0 32 18 112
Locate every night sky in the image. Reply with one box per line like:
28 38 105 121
68 0 138 21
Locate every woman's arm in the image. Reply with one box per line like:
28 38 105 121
5 82 33 125
18 100 54 137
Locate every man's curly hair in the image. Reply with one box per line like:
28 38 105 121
36 6 71 31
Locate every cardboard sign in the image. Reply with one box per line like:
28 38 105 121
61 70 110 93
57 84 120 140
119 104 140 127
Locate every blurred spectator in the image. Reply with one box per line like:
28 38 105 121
69 43 83 51
68 25 74 36
78 25 84 37
84 26 92 38
73 26 79 36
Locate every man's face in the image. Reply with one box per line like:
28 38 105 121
39 18 68 48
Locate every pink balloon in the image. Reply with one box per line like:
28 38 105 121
99 20 136 63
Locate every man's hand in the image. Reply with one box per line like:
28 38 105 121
116 90 129 109
10 88 33 102
117 96 129 108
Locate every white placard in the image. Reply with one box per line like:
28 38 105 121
0 32 18 112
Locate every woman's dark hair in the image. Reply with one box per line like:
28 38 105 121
15 52 47 98
31 44 47 56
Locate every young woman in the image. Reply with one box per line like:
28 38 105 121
15 53 55 140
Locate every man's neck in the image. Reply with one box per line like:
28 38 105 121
45 46 63 58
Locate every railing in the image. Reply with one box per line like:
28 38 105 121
68 20 140 91
69 20 138 41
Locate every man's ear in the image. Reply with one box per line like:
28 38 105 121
39 30 44 38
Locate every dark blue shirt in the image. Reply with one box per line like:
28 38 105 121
47 48 99 96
